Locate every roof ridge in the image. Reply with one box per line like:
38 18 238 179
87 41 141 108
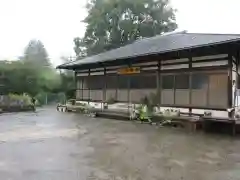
161 30 187 36
186 32 240 36
133 30 187 43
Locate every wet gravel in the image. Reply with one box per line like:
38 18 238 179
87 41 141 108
0 107 239 180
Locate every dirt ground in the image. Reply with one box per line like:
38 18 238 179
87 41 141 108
0 107 240 180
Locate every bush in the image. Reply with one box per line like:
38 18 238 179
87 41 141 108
35 93 45 105
35 92 67 105
8 93 32 106
140 93 158 113
106 97 116 104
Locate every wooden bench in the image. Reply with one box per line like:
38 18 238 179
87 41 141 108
95 109 130 120
173 116 201 132
152 114 201 132
201 116 236 136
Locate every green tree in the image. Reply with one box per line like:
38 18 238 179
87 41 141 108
59 73 75 99
0 61 41 96
77 0 177 56
0 39 62 105
73 37 87 58
57 57 75 99
23 39 51 67
60 56 75 76
22 39 61 94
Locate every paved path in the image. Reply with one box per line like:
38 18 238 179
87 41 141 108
0 107 240 179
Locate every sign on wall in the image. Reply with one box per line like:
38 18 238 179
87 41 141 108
117 67 140 75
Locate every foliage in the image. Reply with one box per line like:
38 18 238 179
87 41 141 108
106 97 116 104
0 61 39 96
58 73 75 99
35 92 63 105
140 96 150 106
73 38 87 58
76 0 177 56
23 39 61 92
22 39 51 68
60 56 75 76
0 39 64 104
8 93 32 105
0 60 61 97
57 92 67 104
52 57 75 101
140 93 158 112
149 92 159 107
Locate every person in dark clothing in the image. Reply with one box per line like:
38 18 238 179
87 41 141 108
31 97 36 111
31 97 36 105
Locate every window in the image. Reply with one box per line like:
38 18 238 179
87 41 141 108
130 74 157 89
162 75 174 89
106 75 117 89
192 74 208 89
175 74 189 89
118 75 129 89
87 76 104 90
77 78 83 89
237 77 240 89
83 77 89 89
76 77 85 100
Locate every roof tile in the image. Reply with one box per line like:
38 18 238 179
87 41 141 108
58 32 240 69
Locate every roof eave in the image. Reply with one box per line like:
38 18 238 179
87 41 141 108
57 35 240 70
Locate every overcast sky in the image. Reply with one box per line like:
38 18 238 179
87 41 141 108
0 0 239 66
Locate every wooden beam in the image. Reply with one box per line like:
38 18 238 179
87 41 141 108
235 51 240 107
237 51 240 90
127 63 131 109
232 58 237 65
173 75 176 105
74 71 77 99
127 75 131 113
157 61 161 105
88 69 90 104
81 78 84 100
160 65 228 73
115 101 228 111
103 67 106 104
189 52 193 114
228 54 233 117
76 57 229 74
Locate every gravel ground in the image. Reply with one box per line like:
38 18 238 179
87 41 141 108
0 107 239 180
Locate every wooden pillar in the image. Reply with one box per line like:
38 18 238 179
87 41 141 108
189 52 193 114
173 75 176 105
127 74 131 114
103 67 106 103
127 64 131 114
74 71 77 99
228 54 233 117
127 64 131 105
81 76 83 101
235 51 239 107
206 74 210 107
116 74 118 101
88 69 90 105
157 61 161 106
236 56 239 91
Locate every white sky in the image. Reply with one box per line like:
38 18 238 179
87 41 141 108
0 0 239 66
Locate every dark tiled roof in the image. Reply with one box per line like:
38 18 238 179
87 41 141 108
58 31 240 69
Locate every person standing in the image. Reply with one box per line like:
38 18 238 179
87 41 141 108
31 97 36 111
